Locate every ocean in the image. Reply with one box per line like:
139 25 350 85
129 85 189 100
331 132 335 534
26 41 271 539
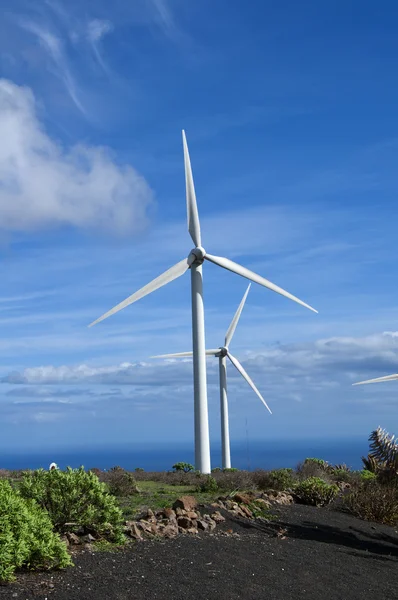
1 437 368 472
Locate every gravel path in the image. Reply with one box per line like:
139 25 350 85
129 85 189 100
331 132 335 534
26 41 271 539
2 504 398 600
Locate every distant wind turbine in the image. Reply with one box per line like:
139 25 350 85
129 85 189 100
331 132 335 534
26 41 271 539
153 283 272 469
353 373 398 386
88 131 317 474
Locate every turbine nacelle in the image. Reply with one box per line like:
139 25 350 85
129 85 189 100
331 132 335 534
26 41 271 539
216 346 229 358
190 246 206 264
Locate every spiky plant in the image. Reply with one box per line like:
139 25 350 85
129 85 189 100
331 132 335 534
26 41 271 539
361 454 383 473
368 427 398 474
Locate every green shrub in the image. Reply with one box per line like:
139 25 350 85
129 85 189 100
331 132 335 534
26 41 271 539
19 467 124 542
196 475 219 493
304 458 328 469
294 477 339 507
343 480 398 525
360 469 377 482
172 462 195 473
252 468 295 491
211 467 221 473
223 467 239 472
0 479 72 583
105 467 139 497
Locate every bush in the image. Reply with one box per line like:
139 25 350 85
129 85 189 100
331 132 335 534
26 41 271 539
172 462 195 473
213 469 254 492
294 477 339 507
296 459 331 482
252 468 295 491
104 467 139 497
196 475 219 493
19 467 124 542
0 479 72 583
343 480 398 525
360 469 377 482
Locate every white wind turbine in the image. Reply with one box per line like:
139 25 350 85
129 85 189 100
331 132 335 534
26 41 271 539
353 373 398 386
152 283 272 470
88 130 318 474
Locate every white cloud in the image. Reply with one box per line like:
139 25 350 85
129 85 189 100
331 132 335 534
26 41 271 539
87 19 113 43
0 79 153 234
4 331 398 389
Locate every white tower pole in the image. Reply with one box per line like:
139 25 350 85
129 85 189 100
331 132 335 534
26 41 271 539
219 355 231 469
190 261 211 473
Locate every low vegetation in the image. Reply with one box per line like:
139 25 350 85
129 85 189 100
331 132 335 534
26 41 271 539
18 466 125 542
2 427 398 583
0 479 72 583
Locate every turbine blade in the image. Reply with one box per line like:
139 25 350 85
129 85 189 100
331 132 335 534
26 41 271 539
88 257 192 327
205 254 317 314
227 352 272 415
225 283 251 347
182 130 201 247
151 349 219 358
353 374 398 386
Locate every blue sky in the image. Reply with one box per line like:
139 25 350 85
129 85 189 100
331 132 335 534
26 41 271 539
1 0 398 459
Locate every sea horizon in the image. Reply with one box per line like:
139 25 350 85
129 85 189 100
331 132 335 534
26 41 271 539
1 436 369 472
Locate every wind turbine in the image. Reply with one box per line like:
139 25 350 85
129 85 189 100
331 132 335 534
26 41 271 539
153 283 272 470
88 130 318 474
353 373 398 386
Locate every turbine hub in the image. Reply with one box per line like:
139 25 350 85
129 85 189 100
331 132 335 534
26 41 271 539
217 346 228 357
190 246 206 264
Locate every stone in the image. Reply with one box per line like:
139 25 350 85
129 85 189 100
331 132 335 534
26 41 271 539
173 495 198 512
196 519 209 531
66 532 81 545
186 511 198 520
175 507 186 517
239 505 253 519
264 491 293 505
61 535 70 548
125 522 143 540
203 515 216 531
177 516 193 530
253 498 271 508
162 524 179 539
82 533 96 543
234 493 254 505
211 511 226 523
162 507 177 520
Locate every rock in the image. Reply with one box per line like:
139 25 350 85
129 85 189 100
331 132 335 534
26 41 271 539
239 505 253 519
234 493 254 505
197 519 209 531
264 491 293 505
211 511 226 523
173 495 198 512
162 507 177 520
253 498 271 509
225 500 236 510
177 516 193 530
203 515 216 531
82 533 96 543
125 521 143 540
61 535 70 548
66 532 81 545
175 507 186 517
186 511 198 520
186 527 198 535
162 524 179 539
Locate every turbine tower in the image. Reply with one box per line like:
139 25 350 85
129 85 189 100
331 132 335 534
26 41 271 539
88 131 317 474
153 283 272 469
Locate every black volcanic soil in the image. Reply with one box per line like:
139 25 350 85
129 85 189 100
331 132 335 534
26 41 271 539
2 504 398 600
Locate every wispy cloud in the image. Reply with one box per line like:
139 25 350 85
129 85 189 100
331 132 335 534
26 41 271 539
19 20 86 114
